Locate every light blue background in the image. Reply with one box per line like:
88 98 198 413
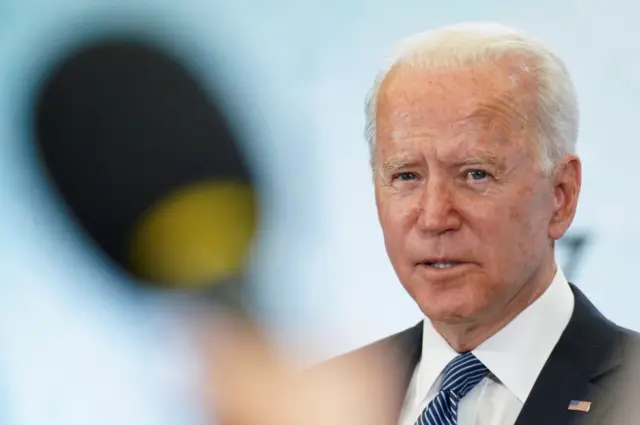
1 1 639 424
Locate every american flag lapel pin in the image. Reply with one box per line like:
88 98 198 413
568 400 592 412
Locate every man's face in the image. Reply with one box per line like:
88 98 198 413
374 60 579 325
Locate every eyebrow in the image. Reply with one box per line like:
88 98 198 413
455 155 501 168
381 154 505 174
381 158 419 173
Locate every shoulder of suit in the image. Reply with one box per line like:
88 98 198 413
597 323 640 422
307 322 422 373
616 323 640 360
590 319 640 387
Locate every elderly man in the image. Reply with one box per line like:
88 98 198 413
316 22 640 425
201 21 640 425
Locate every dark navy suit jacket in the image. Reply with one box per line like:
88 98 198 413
319 284 640 425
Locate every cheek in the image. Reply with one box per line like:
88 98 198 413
376 194 417 256
508 205 538 261
484 192 551 269
459 195 538 268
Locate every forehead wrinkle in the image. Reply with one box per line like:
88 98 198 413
466 92 531 131
379 91 521 143
376 61 540 161
381 109 487 145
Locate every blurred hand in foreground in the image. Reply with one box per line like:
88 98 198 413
196 313 401 425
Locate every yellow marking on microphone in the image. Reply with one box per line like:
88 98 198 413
128 180 257 288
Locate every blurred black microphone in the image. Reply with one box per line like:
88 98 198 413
32 37 259 308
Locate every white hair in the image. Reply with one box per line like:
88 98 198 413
364 22 579 175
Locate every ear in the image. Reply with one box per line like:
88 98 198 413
548 155 581 240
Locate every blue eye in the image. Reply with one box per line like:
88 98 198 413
394 172 418 181
467 170 488 180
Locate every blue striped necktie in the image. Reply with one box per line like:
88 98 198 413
416 352 489 425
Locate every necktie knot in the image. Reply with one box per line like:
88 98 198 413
414 352 489 425
440 352 489 398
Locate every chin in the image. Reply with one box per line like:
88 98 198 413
418 298 483 323
422 307 481 325
407 277 488 324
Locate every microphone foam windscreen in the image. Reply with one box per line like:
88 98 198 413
33 38 258 289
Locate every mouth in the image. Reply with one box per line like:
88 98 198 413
416 260 471 271
420 261 461 269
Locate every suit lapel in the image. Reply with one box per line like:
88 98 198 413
384 322 423 424
514 284 622 425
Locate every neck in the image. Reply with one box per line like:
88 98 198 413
432 255 557 352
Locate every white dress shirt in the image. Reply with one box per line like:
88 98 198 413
398 267 575 425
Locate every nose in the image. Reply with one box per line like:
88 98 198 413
416 179 461 235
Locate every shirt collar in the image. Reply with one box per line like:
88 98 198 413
417 267 575 403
